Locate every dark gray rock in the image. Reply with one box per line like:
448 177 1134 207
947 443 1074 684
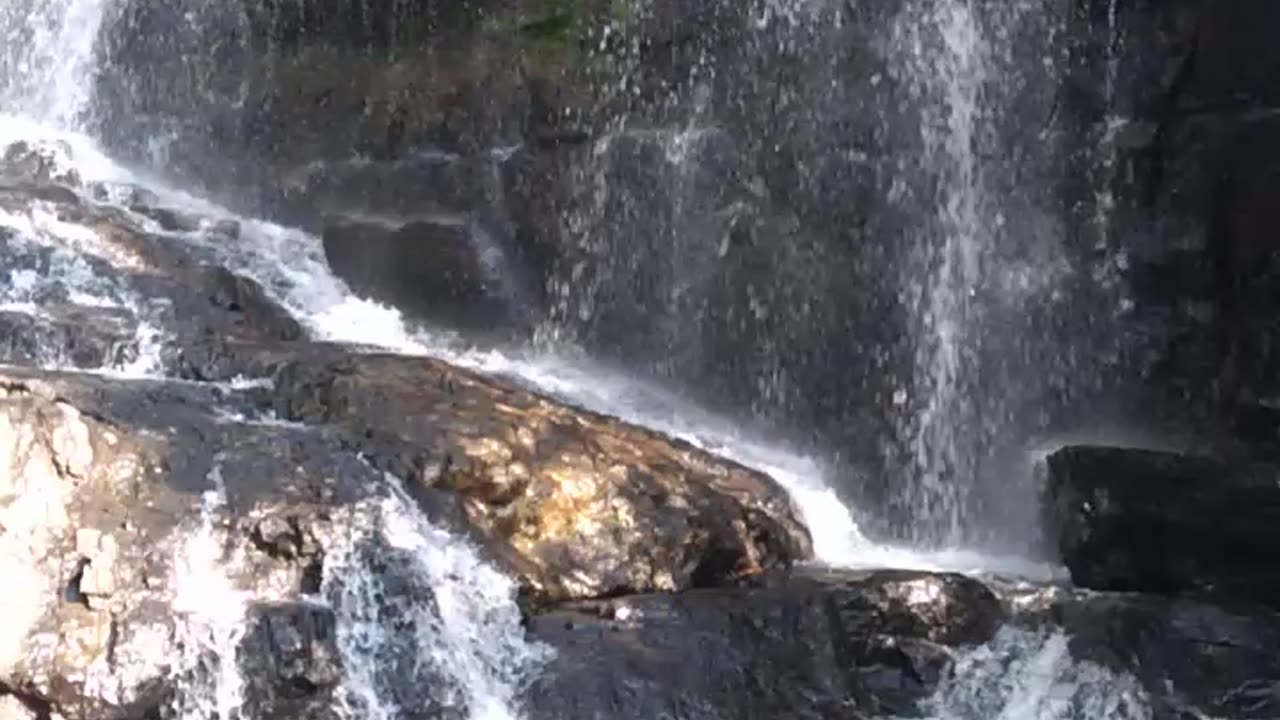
526 568 1003 720
0 140 81 188
321 215 516 334
1015 588 1280 720
0 306 139 370
238 603 344 720
1044 445 1280 608
129 203 204 233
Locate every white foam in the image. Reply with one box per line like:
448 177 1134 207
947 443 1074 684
321 474 552 720
167 462 251 720
926 626 1152 719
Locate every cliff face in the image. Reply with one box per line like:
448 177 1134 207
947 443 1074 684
1101 0 1280 456
85 0 1280 522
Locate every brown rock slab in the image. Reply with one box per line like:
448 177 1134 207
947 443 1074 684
271 352 815 601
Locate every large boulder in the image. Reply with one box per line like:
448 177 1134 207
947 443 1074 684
270 352 815 602
0 366 385 720
321 215 521 335
1043 445 1280 608
0 363 556 720
525 568 1003 720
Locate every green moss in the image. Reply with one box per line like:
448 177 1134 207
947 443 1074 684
516 0 581 46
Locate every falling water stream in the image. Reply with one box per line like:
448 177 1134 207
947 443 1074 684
892 0 992 547
0 0 1164 717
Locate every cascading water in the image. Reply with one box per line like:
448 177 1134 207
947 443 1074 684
321 473 551 720
0 0 1183 717
925 627 1153 720
0 0 111 131
168 461 251 720
891 0 993 547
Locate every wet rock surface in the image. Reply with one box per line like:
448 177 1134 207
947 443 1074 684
527 568 1003 720
321 215 519 335
1044 445 1280 610
0 145 819 718
270 351 814 602
1046 591 1280 720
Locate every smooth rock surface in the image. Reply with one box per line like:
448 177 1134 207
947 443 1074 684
1044 445 1280 608
321 215 515 334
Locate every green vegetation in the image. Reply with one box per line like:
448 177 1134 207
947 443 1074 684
516 0 581 46
502 0 634 51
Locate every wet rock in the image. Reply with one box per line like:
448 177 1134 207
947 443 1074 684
194 265 304 343
239 603 343 720
0 141 81 188
271 352 814 602
0 366 392 720
321 215 514 333
273 155 487 227
1017 588 1280 720
525 568 1003 720
1043 445 1280 608
128 203 203 233
0 307 139 370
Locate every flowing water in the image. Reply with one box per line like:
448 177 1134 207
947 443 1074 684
891 0 993 547
0 0 1164 717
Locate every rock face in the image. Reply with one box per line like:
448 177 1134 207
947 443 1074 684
1043 445 1280 609
0 368 369 720
1045 591 1280 719
271 352 813 602
1102 0 1280 451
321 215 521 335
527 568 1003 720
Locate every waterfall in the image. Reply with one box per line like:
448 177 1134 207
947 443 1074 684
321 475 552 720
0 0 1189 717
167 462 251 720
890 0 993 547
925 627 1153 720
0 0 111 129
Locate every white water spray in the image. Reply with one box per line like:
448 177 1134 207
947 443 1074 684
168 461 251 720
0 0 111 129
892 0 993 547
321 474 552 720
926 627 1152 720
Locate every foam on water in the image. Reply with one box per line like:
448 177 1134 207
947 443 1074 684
926 626 1152 720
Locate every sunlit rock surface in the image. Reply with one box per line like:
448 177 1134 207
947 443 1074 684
271 351 814 602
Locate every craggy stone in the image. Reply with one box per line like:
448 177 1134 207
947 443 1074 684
271 353 815 601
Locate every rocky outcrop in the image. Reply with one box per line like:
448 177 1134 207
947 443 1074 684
321 215 521 335
0 367 368 720
1043 445 1280 609
0 357 794 719
270 352 813 602
0 141 818 718
1100 0 1280 456
527 568 1003 720
1050 591 1280 719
